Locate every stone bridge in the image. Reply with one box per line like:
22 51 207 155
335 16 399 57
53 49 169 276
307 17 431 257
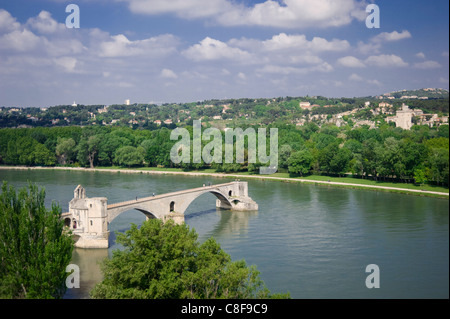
61 181 258 249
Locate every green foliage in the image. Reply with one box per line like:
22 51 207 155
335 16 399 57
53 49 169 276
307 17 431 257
114 146 145 167
0 182 74 299
288 150 313 176
90 219 289 299
55 137 76 165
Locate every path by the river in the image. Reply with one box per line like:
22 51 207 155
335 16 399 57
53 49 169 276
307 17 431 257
1 166 448 198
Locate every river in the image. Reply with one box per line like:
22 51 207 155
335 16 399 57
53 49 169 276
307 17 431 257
0 168 448 299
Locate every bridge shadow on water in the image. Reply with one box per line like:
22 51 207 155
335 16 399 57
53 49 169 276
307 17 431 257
185 208 217 221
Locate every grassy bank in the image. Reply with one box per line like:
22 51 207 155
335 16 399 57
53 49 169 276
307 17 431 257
1 165 448 199
103 166 449 198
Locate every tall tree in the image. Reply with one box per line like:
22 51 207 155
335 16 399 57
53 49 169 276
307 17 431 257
77 135 101 168
55 137 76 165
288 149 313 176
0 182 74 299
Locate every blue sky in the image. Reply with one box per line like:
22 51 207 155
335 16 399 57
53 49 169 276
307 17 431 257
0 0 448 108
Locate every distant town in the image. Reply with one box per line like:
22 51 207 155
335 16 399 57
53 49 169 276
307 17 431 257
1 88 448 131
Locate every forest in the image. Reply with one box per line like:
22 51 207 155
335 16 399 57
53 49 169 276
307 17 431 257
0 122 448 187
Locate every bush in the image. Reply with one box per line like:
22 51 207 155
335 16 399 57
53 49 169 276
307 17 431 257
90 219 289 299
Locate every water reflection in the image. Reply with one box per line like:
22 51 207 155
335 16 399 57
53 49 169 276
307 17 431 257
209 209 258 239
64 248 108 299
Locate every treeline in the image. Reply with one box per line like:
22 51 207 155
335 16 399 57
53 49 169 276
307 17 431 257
0 123 448 186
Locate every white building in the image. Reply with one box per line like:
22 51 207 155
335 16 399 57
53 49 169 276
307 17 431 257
386 103 413 130
299 102 311 109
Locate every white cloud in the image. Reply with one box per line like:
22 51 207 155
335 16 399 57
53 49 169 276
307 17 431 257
121 0 366 28
27 11 65 34
358 30 412 55
367 79 382 87
365 54 408 67
257 61 333 75
123 0 232 19
371 30 412 43
288 55 324 65
415 52 426 59
182 37 252 62
237 72 246 80
0 9 20 33
262 33 350 52
349 73 363 81
0 29 41 51
413 60 441 69
337 56 366 68
53 57 78 73
161 68 178 79
99 34 178 58
257 65 310 75
221 0 367 28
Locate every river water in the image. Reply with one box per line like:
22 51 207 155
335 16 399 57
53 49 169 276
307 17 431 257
0 168 448 299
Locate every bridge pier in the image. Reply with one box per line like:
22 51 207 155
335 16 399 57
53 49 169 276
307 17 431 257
163 212 185 225
63 181 258 249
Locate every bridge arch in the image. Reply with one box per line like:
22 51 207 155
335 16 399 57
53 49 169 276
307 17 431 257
135 208 158 220
107 204 162 224
181 189 235 215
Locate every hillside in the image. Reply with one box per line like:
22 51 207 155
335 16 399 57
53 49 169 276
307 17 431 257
376 88 449 99
0 88 448 129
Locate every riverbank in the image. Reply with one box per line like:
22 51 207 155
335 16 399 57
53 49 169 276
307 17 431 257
1 165 448 199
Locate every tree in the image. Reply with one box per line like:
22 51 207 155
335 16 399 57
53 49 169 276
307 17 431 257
329 147 352 177
32 143 56 166
426 148 449 186
288 150 313 176
90 219 289 299
77 135 101 168
55 137 76 165
0 182 74 298
318 142 339 174
114 146 145 167
98 133 131 166
279 144 293 169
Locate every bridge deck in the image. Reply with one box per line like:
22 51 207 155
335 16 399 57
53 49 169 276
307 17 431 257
106 182 236 210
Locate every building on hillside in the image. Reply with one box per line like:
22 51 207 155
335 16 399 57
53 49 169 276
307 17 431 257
386 103 414 130
299 102 311 109
98 106 109 114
